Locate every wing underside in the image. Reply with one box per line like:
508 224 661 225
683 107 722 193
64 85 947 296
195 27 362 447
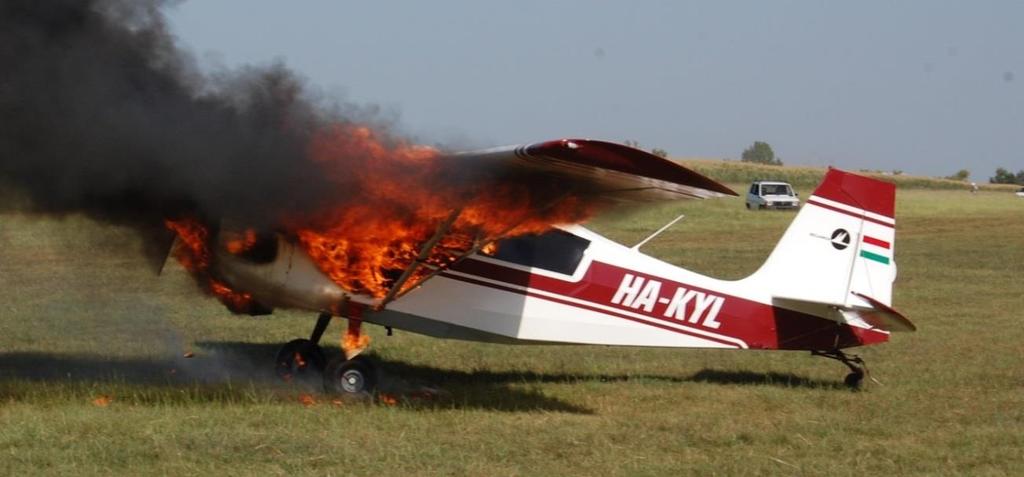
450 139 736 202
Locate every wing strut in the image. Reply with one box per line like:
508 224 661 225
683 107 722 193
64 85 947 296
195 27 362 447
376 191 578 309
631 213 686 251
375 207 463 310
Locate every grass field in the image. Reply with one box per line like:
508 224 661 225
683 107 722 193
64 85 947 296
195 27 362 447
1 184 1022 475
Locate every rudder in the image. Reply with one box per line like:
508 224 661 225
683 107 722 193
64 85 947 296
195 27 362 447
746 168 897 307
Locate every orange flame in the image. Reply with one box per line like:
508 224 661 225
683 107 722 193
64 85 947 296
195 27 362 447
293 352 308 369
343 319 370 359
165 217 257 313
294 125 595 298
480 242 499 256
223 229 258 255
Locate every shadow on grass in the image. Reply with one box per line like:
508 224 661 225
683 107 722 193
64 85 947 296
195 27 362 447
0 347 594 413
688 368 847 390
0 343 847 411
196 342 850 393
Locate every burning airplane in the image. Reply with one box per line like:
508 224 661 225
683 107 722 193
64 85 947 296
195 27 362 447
0 1 914 397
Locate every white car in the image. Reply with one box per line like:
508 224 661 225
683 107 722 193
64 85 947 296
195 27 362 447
746 180 800 210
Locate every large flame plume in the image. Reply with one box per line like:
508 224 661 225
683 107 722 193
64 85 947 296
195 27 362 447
165 124 597 310
292 125 594 298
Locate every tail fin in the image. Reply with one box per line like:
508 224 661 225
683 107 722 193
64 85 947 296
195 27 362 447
748 168 897 308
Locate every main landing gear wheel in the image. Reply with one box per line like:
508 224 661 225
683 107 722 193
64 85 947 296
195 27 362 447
323 355 378 397
276 312 333 381
275 338 326 381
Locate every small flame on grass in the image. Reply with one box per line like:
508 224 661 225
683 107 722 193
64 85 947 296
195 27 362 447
298 394 317 407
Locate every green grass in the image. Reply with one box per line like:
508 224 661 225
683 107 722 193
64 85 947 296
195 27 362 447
1 188 1023 475
675 158 1022 192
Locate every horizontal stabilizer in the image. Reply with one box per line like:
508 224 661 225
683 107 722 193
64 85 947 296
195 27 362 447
849 292 916 332
773 293 916 333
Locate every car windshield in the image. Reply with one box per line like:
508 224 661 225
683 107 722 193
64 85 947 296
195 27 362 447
761 184 792 196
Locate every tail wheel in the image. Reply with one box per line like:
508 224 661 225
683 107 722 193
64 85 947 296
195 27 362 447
275 338 326 381
812 350 868 390
324 355 377 396
844 371 865 389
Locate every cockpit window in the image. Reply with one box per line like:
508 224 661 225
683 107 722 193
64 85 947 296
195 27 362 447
483 229 590 275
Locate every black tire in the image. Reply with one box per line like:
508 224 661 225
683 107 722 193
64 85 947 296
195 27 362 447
323 355 377 396
844 371 864 389
745 203 751 210
275 338 326 381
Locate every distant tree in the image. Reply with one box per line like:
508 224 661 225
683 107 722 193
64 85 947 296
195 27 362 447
989 167 1023 184
623 140 641 149
946 169 970 181
741 141 782 166
650 148 669 158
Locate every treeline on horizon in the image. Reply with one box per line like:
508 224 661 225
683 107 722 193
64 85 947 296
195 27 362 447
675 158 1022 191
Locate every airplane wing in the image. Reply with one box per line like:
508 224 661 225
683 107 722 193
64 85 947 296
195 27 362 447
449 139 737 202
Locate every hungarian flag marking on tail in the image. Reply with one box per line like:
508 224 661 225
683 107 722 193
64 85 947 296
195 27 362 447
860 235 891 265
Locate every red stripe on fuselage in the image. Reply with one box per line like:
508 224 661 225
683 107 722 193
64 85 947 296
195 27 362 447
438 272 743 348
448 258 888 350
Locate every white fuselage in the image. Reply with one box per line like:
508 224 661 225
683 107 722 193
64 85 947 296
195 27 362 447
213 221 890 351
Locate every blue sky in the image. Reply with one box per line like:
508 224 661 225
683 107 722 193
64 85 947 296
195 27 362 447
167 1 1023 179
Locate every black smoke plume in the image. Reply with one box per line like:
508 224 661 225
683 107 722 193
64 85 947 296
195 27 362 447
0 0 373 228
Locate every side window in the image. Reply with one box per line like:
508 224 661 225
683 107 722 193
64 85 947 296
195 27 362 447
483 230 591 275
749 184 758 194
